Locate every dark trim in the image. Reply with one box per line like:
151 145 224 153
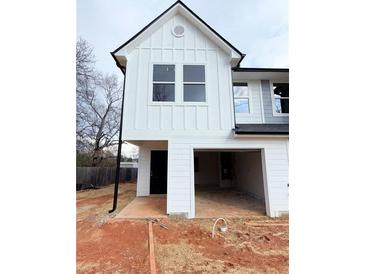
230 70 237 128
233 82 248 86
109 66 126 213
233 67 289 72
234 124 289 135
110 52 125 73
111 0 244 67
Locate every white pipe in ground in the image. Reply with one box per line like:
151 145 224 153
212 218 228 238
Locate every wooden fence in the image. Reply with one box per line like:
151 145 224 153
76 167 137 190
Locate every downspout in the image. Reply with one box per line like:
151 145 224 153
231 53 245 130
109 53 126 213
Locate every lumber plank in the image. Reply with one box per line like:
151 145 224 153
148 222 157 274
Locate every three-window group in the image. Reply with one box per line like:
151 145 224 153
153 64 289 115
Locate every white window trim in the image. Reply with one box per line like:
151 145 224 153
270 80 289 117
149 62 208 106
233 82 252 115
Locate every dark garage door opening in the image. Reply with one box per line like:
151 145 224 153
194 150 267 218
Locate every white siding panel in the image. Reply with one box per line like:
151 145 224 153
196 106 208 129
151 28 162 48
185 49 195 62
151 49 162 62
162 49 173 61
174 49 184 62
148 106 160 129
161 106 172 130
196 50 205 62
185 106 196 129
173 106 184 129
162 19 173 48
136 147 150 196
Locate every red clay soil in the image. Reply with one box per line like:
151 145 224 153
153 219 288 274
77 184 288 273
77 183 151 273
77 220 150 273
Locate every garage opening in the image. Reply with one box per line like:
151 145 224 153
194 150 267 218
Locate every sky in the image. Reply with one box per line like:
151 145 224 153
77 0 288 157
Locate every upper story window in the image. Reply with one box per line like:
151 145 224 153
153 64 175 102
273 83 289 114
183 65 206 102
233 83 250 113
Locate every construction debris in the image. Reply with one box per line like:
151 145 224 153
148 221 157 274
212 218 228 238
146 218 169 230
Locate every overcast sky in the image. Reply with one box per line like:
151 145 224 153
77 0 288 75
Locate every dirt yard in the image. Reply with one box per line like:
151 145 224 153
77 183 288 274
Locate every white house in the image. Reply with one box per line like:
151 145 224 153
111 1 288 218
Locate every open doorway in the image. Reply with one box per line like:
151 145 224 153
194 150 267 218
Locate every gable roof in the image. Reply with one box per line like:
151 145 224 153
111 0 245 68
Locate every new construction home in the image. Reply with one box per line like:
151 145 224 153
111 1 288 218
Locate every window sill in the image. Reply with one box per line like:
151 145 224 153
272 112 289 117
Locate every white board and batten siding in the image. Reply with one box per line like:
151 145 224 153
122 13 234 141
136 147 150 196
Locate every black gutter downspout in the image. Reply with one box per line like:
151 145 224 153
109 53 126 213
231 69 237 130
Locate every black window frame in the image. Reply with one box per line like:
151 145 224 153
272 82 289 114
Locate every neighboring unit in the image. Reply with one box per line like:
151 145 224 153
112 1 289 218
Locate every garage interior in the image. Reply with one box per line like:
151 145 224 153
194 150 267 218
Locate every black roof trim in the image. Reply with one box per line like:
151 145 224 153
111 0 245 67
234 124 289 135
233 67 289 72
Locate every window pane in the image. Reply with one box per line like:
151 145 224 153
153 65 175 82
273 83 289 98
234 98 249 113
184 84 205 102
233 85 249 97
274 98 282 113
183 65 205 82
281 98 289 113
153 84 175 101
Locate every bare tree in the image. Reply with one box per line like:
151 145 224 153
76 37 95 89
76 38 123 166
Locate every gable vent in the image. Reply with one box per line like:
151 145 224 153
172 25 184 37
